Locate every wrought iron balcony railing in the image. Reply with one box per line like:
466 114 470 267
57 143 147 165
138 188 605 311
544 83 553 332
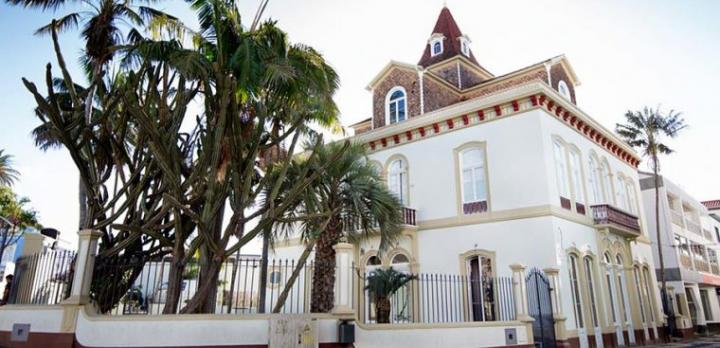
343 207 417 232
590 204 641 237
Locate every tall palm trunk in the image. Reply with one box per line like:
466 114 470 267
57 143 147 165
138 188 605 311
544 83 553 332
257 226 271 313
310 216 342 313
653 154 671 338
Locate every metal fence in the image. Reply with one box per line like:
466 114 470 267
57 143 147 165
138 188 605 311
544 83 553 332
9 249 76 305
359 272 516 324
95 257 321 316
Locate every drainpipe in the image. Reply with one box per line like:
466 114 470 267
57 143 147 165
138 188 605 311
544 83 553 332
457 61 462 89
544 62 552 87
417 66 425 115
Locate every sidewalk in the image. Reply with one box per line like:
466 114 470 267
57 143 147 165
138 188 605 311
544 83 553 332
644 335 720 347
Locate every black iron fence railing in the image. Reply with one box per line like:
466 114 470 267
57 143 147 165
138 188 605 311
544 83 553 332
359 272 516 324
9 249 76 305
93 257 327 316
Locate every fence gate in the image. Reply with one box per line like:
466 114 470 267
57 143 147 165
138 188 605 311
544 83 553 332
526 268 556 348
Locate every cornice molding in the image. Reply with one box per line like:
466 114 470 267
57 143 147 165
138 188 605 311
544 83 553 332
352 82 640 168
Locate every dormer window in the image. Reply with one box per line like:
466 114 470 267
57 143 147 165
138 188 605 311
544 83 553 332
460 36 471 57
558 80 571 100
386 87 407 125
430 38 444 56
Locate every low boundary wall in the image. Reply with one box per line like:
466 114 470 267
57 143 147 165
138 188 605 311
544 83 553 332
0 304 534 348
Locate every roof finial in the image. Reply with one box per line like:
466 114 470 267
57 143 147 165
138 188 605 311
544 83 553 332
443 0 447 8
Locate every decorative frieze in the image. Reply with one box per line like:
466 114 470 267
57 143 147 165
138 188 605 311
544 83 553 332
365 92 641 168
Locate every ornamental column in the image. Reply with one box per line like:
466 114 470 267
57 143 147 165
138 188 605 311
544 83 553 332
543 267 568 342
510 264 533 322
331 242 355 318
64 229 102 305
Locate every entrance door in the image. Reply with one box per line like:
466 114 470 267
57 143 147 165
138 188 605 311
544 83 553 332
527 268 556 348
468 257 484 321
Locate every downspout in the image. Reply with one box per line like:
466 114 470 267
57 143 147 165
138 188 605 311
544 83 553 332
456 61 462 89
544 62 552 87
417 67 425 115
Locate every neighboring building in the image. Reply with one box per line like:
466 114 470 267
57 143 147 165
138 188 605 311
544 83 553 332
0 227 69 291
275 6 664 348
639 173 720 336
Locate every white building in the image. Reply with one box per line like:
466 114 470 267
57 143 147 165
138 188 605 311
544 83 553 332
275 7 665 348
638 173 720 337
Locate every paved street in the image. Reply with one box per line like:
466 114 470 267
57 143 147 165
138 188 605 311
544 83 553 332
644 335 720 347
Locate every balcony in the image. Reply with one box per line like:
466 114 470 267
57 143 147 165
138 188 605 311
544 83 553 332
591 204 641 238
686 220 702 235
696 259 710 273
343 207 417 232
680 254 693 269
671 211 685 227
703 229 714 241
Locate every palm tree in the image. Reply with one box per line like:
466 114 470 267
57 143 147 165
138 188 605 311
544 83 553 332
365 268 415 323
0 150 20 187
615 106 686 335
300 141 404 313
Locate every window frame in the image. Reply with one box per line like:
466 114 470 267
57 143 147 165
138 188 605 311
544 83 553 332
385 86 408 125
558 80 571 100
454 142 490 216
460 38 471 57
386 155 409 206
431 38 444 56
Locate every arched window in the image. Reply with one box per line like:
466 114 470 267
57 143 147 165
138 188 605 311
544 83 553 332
615 254 629 323
388 159 408 205
626 181 638 214
583 256 600 329
461 38 470 56
553 139 570 209
386 87 407 125
616 174 628 211
568 149 586 214
368 256 381 265
558 80 571 100
432 40 443 56
392 254 409 264
460 148 488 214
602 161 614 204
603 253 618 324
568 254 585 330
588 155 604 204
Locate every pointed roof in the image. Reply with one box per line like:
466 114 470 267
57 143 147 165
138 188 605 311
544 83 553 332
417 7 482 68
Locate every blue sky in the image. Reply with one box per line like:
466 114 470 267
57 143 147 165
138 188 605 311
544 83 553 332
1 0 719 247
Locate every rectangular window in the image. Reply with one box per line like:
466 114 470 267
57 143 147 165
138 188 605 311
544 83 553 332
460 148 488 215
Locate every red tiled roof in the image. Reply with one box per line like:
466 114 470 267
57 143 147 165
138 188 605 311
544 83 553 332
702 200 720 210
417 7 484 69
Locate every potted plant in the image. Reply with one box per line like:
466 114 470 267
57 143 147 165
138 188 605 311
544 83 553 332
365 268 415 323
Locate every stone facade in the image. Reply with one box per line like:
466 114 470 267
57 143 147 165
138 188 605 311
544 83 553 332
423 76 460 114
431 64 460 89
459 63 485 89
464 69 547 100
